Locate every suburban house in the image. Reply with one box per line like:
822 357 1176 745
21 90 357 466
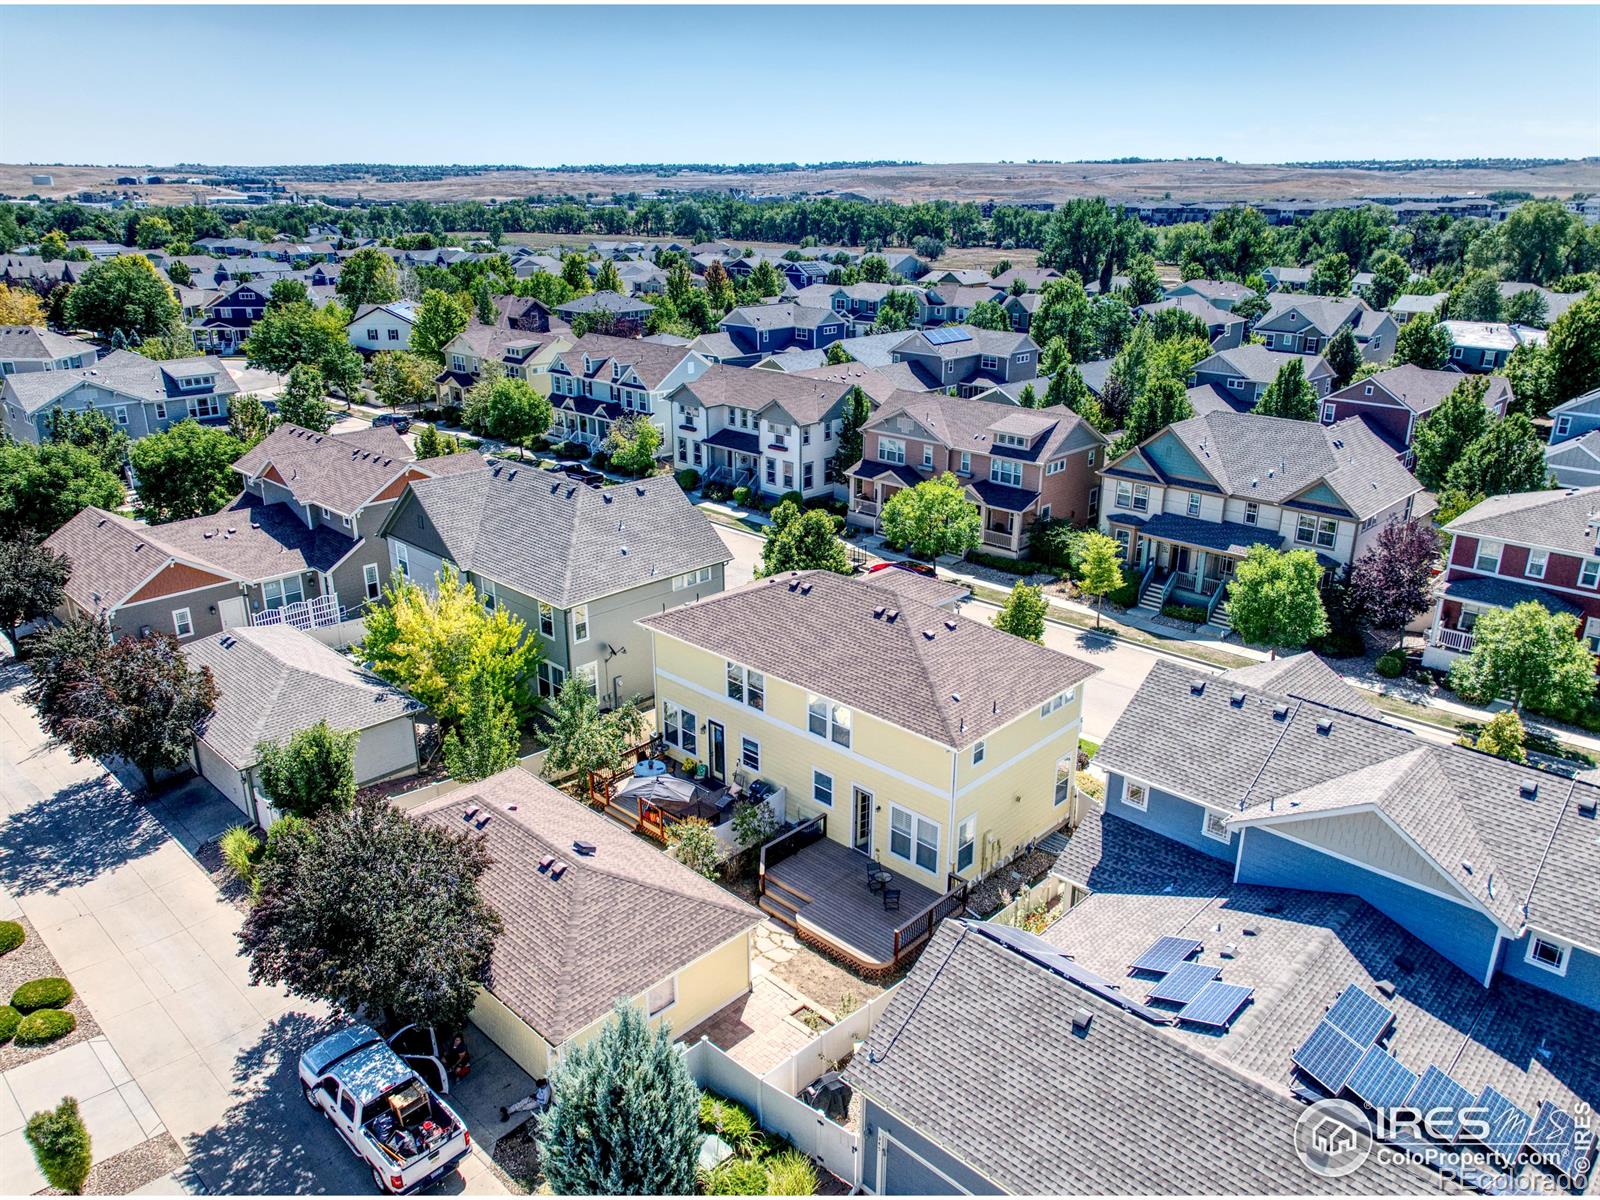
1164 278 1258 311
1134 295 1245 348
888 326 1039 395
42 423 483 643
1498 281 1587 328
0 325 97 375
416 769 762 1080
666 364 864 497
433 325 571 406
1002 290 1040 332
345 300 418 354
1440 320 1547 372
1261 264 1312 291
1548 388 1600 445
1388 291 1449 323
185 625 423 827
847 390 1107 556
2 349 237 444
552 291 654 337
718 304 847 358
1320 363 1513 466
1256 295 1397 363
1545 390 1600 487
1186 344 1336 413
189 280 271 355
547 333 710 450
1100 411 1423 625
382 466 728 707
749 329 908 373
790 282 898 334
854 655 1600 1193
638 569 1098 973
989 266 1060 291
1422 487 1600 672
912 283 1000 327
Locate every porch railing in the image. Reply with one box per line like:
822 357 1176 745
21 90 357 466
1158 572 1180 607
1206 580 1230 624
252 593 345 631
891 874 971 959
758 815 827 897
1137 560 1155 596
982 529 1016 550
1433 627 1476 653
854 498 879 517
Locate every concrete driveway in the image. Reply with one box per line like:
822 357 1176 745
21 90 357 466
0 659 514 1195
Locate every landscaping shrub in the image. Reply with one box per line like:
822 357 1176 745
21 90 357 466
589 449 610 469
706 1159 770 1196
778 490 804 510
25 1096 92 1194
764 1150 817 1196
11 977 73 1014
0 1005 19 1043
1107 578 1141 608
700 1093 760 1154
731 486 751 507
219 825 263 890
675 468 701 492
1161 602 1209 624
965 549 1055 576
0 919 23 956
1310 627 1366 658
1375 650 1406 678
15 1008 76 1046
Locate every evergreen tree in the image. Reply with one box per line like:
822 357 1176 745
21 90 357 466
1126 253 1163 306
25 1097 92 1195
1255 358 1320 421
1323 326 1361 388
540 1002 702 1196
832 386 871 479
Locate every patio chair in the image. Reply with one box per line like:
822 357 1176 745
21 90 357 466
882 888 901 912
867 868 885 893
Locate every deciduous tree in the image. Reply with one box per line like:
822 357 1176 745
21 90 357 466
0 441 125 541
1393 309 1452 370
1546 291 1600 405
128 421 245 523
1075 532 1125 628
442 669 520 783
756 500 850 577
1122 376 1194 444
594 260 625 295
256 722 358 819
1444 412 1550 498
1449 601 1596 716
965 299 1012 331
44 408 127 472
0 538 68 649
369 349 434 415
464 369 552 459
1323 326 1361 388
1255 357 1320 421
244 302 363 396
605 414 662 476
1348 518 1438 630
1362 251 1410 311
0 283 46 325
1474 710 1527 763
542 677 646 795
402 289 469 365
1307 252 1352 297
63 254 178 340
1412 376 1492 490
1126 253 1163 306
226 392 274 447
992 580 1047 642
1224 546 1329 657
879 473 980 560
275 364 332 433
335 247 402 308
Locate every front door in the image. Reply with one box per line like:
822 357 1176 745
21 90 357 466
706 721 726 785
218 595 248 629
1174 546 1191 576
852 786 873 854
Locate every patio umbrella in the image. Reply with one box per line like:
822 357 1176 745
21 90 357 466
613 772 704 813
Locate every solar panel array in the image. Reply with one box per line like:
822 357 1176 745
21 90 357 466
1291 1020 1367 1094
1145 961 1219 1005
1176 981 1254 1028
1346 1046 1418 1112
1477 1086 1533 1165
1406 1065 1475 1140
922 326 972 346
1129 936 1203 976
1325 984 1394 1046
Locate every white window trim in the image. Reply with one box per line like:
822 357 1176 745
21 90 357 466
806 693 852 748
740 735 761 772
1202 809 1231 843
1582 558 1600 589
1473 540 1503 573
572 603 589 643
956 814 977 873
972 739 986 766
887 802 939 874
1526 549 1548 580
172 607 192 637
363 562 381 600
1555 415 1571 437
646 973 678 1017
538 601 556 637
1524 933 1570 977
812 769 833 808
1121 777 1149 812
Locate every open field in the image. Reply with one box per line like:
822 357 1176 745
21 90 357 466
458 230 1040 270
7 158 1600 206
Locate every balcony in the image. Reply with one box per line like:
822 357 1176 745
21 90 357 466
1432 627 1476 654
853 498 879 517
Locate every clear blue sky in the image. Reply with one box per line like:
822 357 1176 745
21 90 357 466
2 5 1597 165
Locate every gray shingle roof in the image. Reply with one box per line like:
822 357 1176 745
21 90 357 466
1259 294 1366 337
414 769 760 1045
1194 344 1333 385
892 325 1034 360
640 570 1097 748
185 626 422 769
0 325 95 362
1095 658 1600 944
1445 487 1600 557
720 303 840 332
1330 364 1512 418
4 349 237 415
554 290 653 316
844 921 1434 1195
671 364 851 426
553 333 701 390
392 468 728 608
1106 510 1285 556
1219 651 1382 719
1137 294 1243 329
231 422 472 517
1442 573 1584 616
1167 278 1258 304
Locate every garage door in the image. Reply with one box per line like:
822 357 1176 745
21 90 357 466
195 740 250 817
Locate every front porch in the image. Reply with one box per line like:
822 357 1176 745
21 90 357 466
758 820 968 975
1422 576 1593 672
847 460 927 530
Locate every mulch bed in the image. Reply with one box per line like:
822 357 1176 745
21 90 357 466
487 1119 544 1193
0 916 101 1071
36 1132 186 1195
966 849 1060 919
192 839 253 913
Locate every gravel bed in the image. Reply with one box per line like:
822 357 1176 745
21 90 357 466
0 916 100 1071
967 849 1060 918
192 839 253 913
488 1120 544 1193
36 1132 186 1195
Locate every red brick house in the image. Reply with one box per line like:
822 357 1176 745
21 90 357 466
1320 365 1513 468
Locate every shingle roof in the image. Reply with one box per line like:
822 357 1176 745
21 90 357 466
1445 487 1600 557
231 422 469 516
867 389 1103 461
720 303 840 332
892 325 1033 359
392 467 728 608
671 364 851 425
1259 294 1366 337
0 325 95 362
844 921 1434 1195
184 626 422 769
1388 291 1448 315
1194 344 1332 385
1441 574 1584 617
555 290 653 316
640 570 1097 748
1219 650 1382 719
1106 510 1286 556
1137 294 1242 329
44 507 204 612
1332 364 1512 418
1168 278 1258 304
553 333 701 390
1094 658 1600 944
4 349 237 415
415 769 760 1045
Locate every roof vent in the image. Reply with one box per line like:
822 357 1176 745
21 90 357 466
1190 680 1206 696
922 629 935 640
463 806 480 821
1221 942 1239 959
792 580 804 593
951 692 961 703
1071 1007 1093 1033
635 485 646 497
549 860 568 880
871 604 885 617
1577 795 1597 818
885 609 899 623
1460 860 1474 875
619 546 629 556
1374 978 1397 999
603 493 613 504
507 469 517 481
1230 689 1246 707
1272 703 1290 721
475 814 491 829
799 583 811 595
538 854 554 871
944 619 957 631
1316 717 1334 735
1518 779 1538 800
219 635 235 649
572 840 596 856
551 482 560 495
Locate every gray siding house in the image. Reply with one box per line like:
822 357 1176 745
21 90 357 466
889 326 1039 395
1187 345 1335 413
2 349 237 444
382 467 729 708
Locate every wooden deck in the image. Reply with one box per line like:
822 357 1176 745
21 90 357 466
763 838 942 969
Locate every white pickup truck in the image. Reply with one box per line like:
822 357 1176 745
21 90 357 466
299 1024 472 1195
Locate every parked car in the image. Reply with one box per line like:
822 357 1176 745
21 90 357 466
867 560 936 578
372 413 412 433
553 460 605 486
299 1024 471 1195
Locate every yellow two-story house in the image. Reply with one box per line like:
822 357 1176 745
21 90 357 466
639 569 1097 968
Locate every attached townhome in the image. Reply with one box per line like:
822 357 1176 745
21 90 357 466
0 325 97 376
1163 278 1258 312
345 300 418 354
1256 294 1397 363
547 333 710 451
1440 320 1547 372
888 325 1039 395
1545 389 1600 487
1100 411 1424 627
855 657 1600 1194
1422 487 1600 672
1261 264 1312 291
912 283 1001 328
718 303 848 358
1134 295 1245 348
1498 281 1586 328
433 324 572 406
638 569 1098 973
189 279 271 355
1186 344 1336 413
1321 363 1513 467
2 349 236 444
382 466 728 707
666 364 863 497
848 390 1107 556
790 282 899 334
552 291 654 337
42 424 484 643
415 768 762 1080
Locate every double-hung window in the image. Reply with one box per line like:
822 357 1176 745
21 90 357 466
1296 514 1337 549
991 459 1023 487
812 770 833 808
958 451 971 475
1582 558 1600 589
740 736 760 772
262 575 304 610
172 608 193 638
1244 501 1259 526
537 661 566 698
538 602 555 637
807 694 851 748
1526 549 1549 579
922 445 934 468
730 664 765 710
1040 688 1074 717
972 739 985 766
1186 492 1201 517
956 815 976 873
572 605 589 642
364 563 381 600
662 700 698 755
889 806 939 874
1473 540 1502 573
